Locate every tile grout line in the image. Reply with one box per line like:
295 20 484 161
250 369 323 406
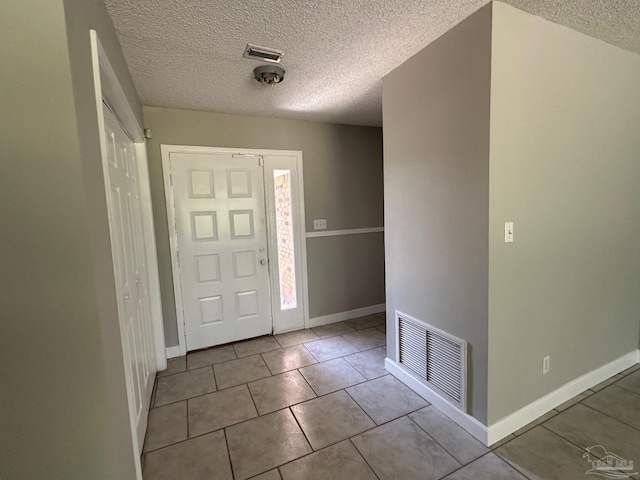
273 435 356 478
295 366 320 401
539 423 592 454
151 376 157 409
611 380 640 396
297 367 322 397
578 399 640 433
493 447 538 480
153 343 387 412
347 437 382 480
489 451 534 480
222 428 237 480
489 434 516 450
260 352 276 376
185 349 238 372
210 364 217 391
245 380 263 418
143 399 258 455
499 406 619 480
536 421 635 476
343 388 379 427
300 341 320 363
273 403 396 475
404 413 469 468
158 354 380 416
150 382 308 456
343 375 428 426
287 405 315 453
298 362 371 397
153 372 218 408
142 433 194 455
246 377 427 460
185 397 190 440
435 451 522 480
152 388 221 409
510 410 560 438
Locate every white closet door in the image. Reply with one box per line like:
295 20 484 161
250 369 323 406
102 104 154 451
170 153 272 350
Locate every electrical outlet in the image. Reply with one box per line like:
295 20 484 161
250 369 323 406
543 355 550 375
313 219 327 230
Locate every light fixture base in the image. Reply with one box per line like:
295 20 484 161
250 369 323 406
254 65 285 85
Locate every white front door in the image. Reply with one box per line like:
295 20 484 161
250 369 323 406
169 153 272 350
102 103 155 451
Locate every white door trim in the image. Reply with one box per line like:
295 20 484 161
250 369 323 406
161 150 187 356
91 31 166 372
161 145 309 355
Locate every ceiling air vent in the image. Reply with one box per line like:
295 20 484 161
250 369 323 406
397 312 467 411
243 44 284 64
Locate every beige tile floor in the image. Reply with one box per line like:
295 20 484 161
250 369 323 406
144 313 640 480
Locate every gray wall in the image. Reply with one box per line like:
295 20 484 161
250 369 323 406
382 4 492 423
307 233 385 315
143 106 385 346
487 2 640 423
1 0 139 478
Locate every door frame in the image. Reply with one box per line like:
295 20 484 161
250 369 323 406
161 145 309 356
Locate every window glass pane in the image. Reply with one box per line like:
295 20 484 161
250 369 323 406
274 170 297 310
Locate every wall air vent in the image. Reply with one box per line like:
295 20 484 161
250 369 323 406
243 44 284 64
397 311 467 411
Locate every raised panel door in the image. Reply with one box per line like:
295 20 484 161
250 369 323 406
170 153 271 350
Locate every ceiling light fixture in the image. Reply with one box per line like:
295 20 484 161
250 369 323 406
254 65 285 85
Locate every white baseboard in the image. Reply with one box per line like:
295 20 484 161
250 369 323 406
486 349 640 445
308 303 386 328
165 345 182 359
305 227 384 238
386 349 640 447
385 358 489 444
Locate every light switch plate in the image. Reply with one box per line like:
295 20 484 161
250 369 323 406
505 222 514 243
314 219 327 230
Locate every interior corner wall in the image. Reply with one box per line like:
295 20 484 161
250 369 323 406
382 4 492 423
488 2 640 423
1 0 138 478
142 106 385 347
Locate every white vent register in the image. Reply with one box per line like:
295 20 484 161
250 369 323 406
396 312 467 411
243 44 284 63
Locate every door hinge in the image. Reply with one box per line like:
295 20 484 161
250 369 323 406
259 156 264 166
169 172 174 186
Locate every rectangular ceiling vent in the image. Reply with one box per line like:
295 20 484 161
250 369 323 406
243 44 284 64
397 311 467 412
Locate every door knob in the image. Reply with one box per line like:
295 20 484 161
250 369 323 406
260 259 267 265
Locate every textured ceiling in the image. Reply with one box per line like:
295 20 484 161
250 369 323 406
105 0 640 127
